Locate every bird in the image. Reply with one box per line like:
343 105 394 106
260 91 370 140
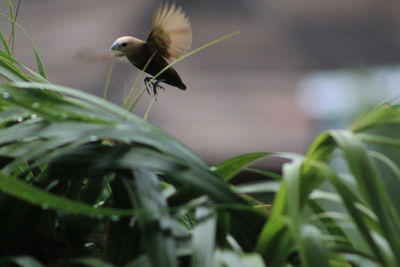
110 2 192 96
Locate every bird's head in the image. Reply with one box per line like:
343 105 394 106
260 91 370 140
110 36 144 55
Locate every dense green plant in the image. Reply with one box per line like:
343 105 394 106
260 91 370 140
2 1 400 266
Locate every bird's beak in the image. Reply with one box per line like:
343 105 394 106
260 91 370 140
110 41 119 51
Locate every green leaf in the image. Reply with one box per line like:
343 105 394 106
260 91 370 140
0 32 11 55
5 0 15 52
368 150 400 213
0 63 26 81
308 200 352 248
213 152 272 181
240 253 266 267
0 171 138 217
245 167 282 180
306 132 336 164
310 160 395 266
127 169 178 267
351 104 400 132
331 130 400 263
0 256 45 267
191 206 217 267
234 181 280 194
358 133 400 148
0 13 47 77
10 82 208 168
69 258 114 267
0 51 45 82
300 224 330 267
124 255 152 267
256 216 293 267
215 250 266 267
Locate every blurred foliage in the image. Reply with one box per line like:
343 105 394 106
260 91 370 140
1 1 400 266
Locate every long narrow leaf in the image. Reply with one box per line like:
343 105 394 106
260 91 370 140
128 169 178 267
213 152 271 181
0 13 47 77
331 130 400 264
191 206 217 267
0 172 138 217
0 32 11 55
300 224 330 267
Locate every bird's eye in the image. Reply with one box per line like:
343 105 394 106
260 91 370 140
121 42 127 47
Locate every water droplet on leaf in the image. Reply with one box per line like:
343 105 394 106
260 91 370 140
129 217 137 227
32 102 40 108
89 135 99 142
84 242 95 248
111 215 120 222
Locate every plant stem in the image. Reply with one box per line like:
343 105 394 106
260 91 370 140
124 51 157 109
103 59 115 99
143 97 156 120
126 32 240 111
127 86 148 111
15 0 22 21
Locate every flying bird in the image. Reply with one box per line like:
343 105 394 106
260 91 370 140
110 2 192 95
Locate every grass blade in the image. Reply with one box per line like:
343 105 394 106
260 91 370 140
154 31 240 82
102 59 115 99
5 0 15 52
0 13 47 78
0 32 11 55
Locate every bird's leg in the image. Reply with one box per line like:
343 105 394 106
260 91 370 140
144 77 152 94
152 80 165 95
143 77 165 97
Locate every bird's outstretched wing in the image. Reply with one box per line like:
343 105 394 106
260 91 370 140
146 2 192 61
74 49 124 62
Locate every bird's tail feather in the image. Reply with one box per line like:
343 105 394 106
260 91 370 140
177 82 187 90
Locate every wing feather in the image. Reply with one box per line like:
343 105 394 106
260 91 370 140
146 2 192 60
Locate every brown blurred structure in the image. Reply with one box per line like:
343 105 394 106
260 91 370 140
1 0 400 165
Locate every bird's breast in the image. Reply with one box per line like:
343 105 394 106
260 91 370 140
125 46 185 90
126 45 159 70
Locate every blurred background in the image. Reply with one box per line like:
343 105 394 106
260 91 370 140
2 0 400 169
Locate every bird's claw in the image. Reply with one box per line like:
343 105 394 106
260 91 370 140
144 77 165 99
144 77 152 94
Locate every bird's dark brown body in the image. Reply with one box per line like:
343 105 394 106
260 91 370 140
110 3 191 93
126 44 186 90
